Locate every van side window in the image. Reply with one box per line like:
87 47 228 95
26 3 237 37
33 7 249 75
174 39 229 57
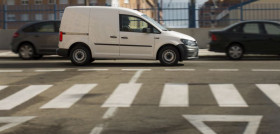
120 15 151 33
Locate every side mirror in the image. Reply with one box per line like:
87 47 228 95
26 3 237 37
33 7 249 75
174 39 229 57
143 28 151 33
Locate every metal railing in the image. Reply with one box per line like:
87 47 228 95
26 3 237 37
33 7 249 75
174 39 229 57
1 2 280 29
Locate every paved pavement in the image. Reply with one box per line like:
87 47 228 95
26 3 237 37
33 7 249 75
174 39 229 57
0 50 280 134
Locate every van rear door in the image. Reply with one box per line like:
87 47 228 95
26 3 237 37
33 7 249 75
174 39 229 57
90 8 119 57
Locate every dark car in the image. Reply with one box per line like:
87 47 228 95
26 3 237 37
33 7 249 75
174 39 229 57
11 21 60 60
209 21 280 60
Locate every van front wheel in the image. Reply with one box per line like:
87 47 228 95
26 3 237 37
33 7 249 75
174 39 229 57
159 46 179 66
70 45 92 66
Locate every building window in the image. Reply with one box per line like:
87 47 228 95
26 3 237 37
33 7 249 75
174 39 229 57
89 0 97 5
60 0 68 4
7 14 16 21
48 14 55 20
21 14 29 21
77 0 85 4
124 0 129 4
7 0 15 5
21 0 29 5
35 0 43 5
35 14 43 21
49 0 55 4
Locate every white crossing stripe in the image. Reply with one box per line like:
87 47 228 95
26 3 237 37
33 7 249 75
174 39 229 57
209 69 239 72
252 69 280 72
165 69 195 71
0 70 23 73
0 86 8 91
78 69 109 71
160 83 189 107
35 69 65 72
210 84 248 107
0 51 14 56
102 83 141 107
0 85 52 110
41 84 97 109
256 84 280 107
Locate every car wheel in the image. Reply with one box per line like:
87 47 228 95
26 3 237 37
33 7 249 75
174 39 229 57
70 45 92 66
159 46 180 66
226 44 244 60
18 43 35 60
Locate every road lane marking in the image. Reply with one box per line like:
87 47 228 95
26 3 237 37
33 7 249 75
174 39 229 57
122 69 151 71
101 83 141 107
160 83 189 107
103 107 118 119
0 85 52 110
252 69 280 72
78 69 109 71
35 69 66 72
256 84 280 107
41 84 97 109
0 70 23 73
89 124 104 134
165 69 195 71
210 84 248 107
0 86 8 91
183 115 262 134
209 69 239 72
0 116 36 133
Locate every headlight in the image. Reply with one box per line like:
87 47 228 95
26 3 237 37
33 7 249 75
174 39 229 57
180 39 197 46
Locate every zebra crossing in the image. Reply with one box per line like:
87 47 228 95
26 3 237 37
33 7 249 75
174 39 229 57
0 83 279 111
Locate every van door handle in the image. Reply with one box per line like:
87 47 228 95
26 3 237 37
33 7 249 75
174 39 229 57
121 37 128 39
110 36 117 38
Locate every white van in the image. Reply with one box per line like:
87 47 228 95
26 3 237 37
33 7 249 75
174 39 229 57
57 6 199 66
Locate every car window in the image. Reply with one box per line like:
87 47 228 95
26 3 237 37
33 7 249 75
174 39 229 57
22 25 35 32
231 25 242 33
264 23 280 35
242 23 260 34
120 15 150 33
33 22 55 33
55 21 61 32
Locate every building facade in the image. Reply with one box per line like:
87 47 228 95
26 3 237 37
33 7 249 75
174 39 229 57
0 0 159 29
199 0 252 28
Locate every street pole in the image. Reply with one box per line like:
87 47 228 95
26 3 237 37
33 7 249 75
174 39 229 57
240 0 244 21
85 0 89 6
189 0 196 28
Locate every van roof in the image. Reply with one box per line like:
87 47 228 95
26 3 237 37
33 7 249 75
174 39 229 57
66 6 143 16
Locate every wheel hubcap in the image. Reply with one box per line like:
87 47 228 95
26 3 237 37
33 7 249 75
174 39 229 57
20 45 33 58
73 49 86 63
229 46 242 58
163 50 176 62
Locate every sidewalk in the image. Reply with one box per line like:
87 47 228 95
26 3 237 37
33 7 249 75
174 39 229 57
0 49 224 57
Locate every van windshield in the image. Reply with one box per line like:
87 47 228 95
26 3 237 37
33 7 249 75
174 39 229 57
142 15 168 31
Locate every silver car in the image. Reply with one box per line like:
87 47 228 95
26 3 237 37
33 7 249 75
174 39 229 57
11 21 60 60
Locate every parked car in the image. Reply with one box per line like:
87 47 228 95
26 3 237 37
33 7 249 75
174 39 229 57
57 6 199 66
209 21 280 60
11 21 61 60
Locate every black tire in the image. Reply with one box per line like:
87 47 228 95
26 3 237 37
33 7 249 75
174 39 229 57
70 45 92 66
226 44 244 60
159 46 180 66
34 54 43 60
18 43 35 60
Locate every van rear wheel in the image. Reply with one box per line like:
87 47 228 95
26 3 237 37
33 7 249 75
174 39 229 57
159 46 179 66
70 45 92 66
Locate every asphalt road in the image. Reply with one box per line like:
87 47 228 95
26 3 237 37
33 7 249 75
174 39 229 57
0 56 280 134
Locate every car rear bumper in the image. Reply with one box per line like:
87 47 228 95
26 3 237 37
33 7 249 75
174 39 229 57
177 44 199 60
56 48 68 57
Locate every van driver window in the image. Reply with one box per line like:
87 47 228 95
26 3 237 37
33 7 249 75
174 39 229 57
120 15 149 33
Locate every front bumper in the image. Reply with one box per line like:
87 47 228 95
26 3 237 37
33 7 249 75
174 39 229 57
177 44 199 60
56 48 69 57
